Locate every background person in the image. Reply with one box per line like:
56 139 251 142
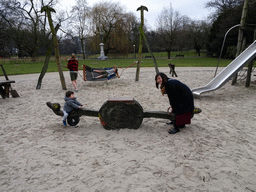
92 66 120 80
67 53 79 91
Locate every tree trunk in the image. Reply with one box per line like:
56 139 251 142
167 50 171 59
81 38 85 59
196 49 201 56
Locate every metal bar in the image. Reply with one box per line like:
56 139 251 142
76 108 99 117
143 111 175 120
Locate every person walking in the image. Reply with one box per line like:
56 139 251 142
67 53 79 92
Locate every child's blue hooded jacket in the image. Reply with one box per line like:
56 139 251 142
63 96 82 112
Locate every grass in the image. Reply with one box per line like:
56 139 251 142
0 53 232 76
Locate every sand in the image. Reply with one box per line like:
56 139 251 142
1 67 256 192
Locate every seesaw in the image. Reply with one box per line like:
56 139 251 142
46 97 202 130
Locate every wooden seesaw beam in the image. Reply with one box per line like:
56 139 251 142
46 97 201 130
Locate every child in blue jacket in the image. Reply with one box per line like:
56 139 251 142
63 91 83 126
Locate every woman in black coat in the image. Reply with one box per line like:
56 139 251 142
155 73 194 134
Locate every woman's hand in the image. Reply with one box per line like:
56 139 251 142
167 106 172 112
161 87 166 95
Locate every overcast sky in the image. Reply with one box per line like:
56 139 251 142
60 0 214 30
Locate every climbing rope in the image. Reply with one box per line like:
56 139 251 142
237 65 256 81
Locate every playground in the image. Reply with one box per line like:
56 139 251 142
1 67 256 191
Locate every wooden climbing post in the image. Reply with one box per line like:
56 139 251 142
245 28 256 87
135 6 159 81
135 6 148 81
83 64 86 81
139 28 159 74
36 24 60 89
41 6 66 90
232 0 248 85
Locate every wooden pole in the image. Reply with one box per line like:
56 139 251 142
135 6 148 81
139 28 159 74
83 64 86 81
36 24 60 89
232 0 248 85
41 6 67 90
245 28 256 87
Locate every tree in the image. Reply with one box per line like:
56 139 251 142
89 1 137 56
206 0 256 57
189 20 210 56
155 4 182 59
59 37 81 55
0 0 71 59
205 0 243 14
175 15 192 52
72 0 90 59
0 0 55 59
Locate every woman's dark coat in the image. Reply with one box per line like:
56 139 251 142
165 79 194 115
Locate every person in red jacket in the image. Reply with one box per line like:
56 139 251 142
67 53 79 92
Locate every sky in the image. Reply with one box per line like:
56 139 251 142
60 0 214 30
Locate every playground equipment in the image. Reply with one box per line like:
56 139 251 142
82 63 138 81
46 97 202 130
82 65 120 81
0 64 19 99
192 40 256 99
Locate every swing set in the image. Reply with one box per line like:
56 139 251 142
78 5 159 83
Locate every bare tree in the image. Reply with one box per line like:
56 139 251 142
72 0 90 59
175 15 192 51
189 20 210 56
0 0 73 59
205 0 243 14
0 0 57 59
155 4 182 59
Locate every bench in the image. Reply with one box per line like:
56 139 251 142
206 53 213 57
0 64 19 99
175 54 184 58
145 56 152 58
168 63 178 77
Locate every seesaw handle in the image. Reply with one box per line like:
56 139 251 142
143 111 175 120
143 107 202 120
46 102 99 117
71 108 99 117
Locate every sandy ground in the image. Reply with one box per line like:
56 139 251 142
1 66 256 192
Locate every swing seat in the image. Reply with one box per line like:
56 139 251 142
83 65 119 81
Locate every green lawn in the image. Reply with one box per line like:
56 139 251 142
0 55 232 76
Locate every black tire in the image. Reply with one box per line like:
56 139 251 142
67 116 80 126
